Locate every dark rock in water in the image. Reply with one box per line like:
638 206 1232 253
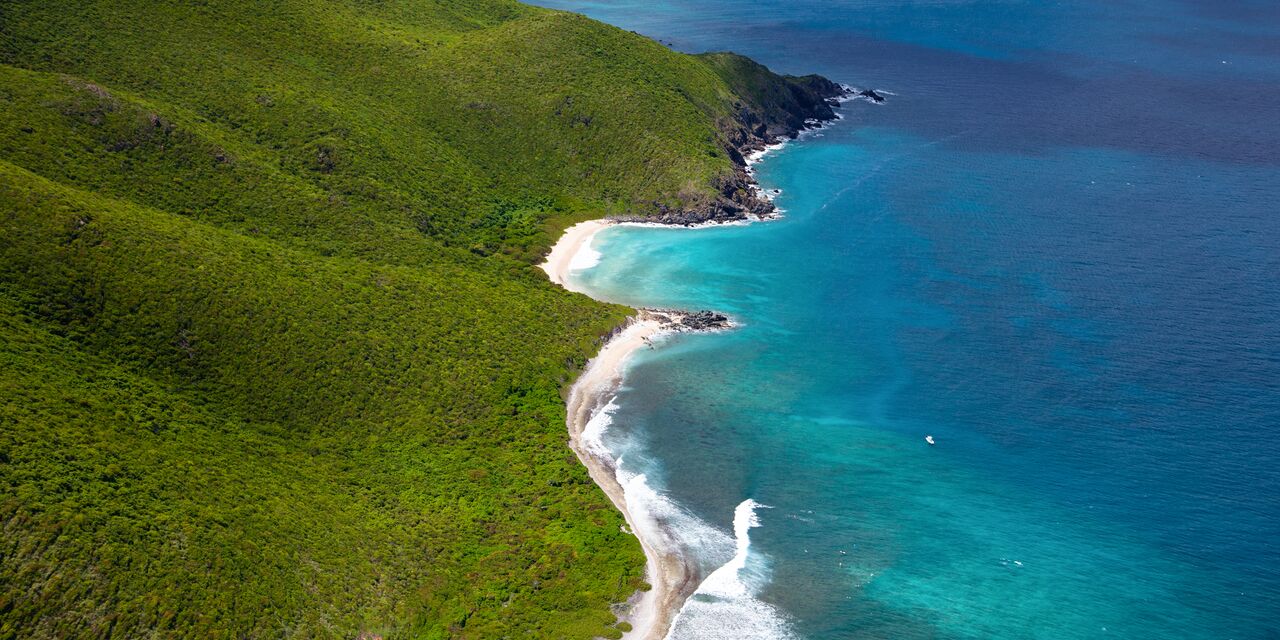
641 308 733 332
857 88 886 103
676 310 732 331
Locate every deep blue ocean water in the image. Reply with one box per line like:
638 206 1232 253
536 1 1280 637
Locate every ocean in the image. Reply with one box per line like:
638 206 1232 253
535 0 1280 637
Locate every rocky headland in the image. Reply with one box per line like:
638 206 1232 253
615 53 852 226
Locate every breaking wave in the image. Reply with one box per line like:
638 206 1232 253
665 499 798 640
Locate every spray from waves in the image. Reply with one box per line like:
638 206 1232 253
583 398 796 639
585 397 735 556
568 232 603 271
696 499 768 599
619 469 735 561
579 396 619 460
665 499 798 640
585 395 725 552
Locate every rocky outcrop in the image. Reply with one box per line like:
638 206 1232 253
855 88 886 103
640 308 734 332
616 52 852 226
620 172 776 226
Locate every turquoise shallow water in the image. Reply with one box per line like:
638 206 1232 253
544 1 1280 637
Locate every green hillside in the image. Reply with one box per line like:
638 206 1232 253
0 0 842 637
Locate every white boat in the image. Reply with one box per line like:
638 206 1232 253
925 435 935 445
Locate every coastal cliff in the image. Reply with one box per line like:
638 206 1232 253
620 52 850 226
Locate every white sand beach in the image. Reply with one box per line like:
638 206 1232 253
539 219 613 295
544 221 697 640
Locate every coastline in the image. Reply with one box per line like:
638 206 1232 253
543 234 694 640
541 220 762 640
540 89 852 638
561 313 695 640
539 220 613 295
542 222 708 639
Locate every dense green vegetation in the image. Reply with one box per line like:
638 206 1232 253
0 0 834 636
698 52 845 140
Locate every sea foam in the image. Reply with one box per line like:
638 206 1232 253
586 397 734 557
696 499 767 599
664 499 798 640
618 469 734 560
581 352 794 640
568 233 602 271
579 396 619 460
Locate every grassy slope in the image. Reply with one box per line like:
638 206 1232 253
0 160 637 639
0 0 828 637
1 0 744 261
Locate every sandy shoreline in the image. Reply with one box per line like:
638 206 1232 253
539 220 613 295
564 318 696 640
539 120 822 637
542 222 696 640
